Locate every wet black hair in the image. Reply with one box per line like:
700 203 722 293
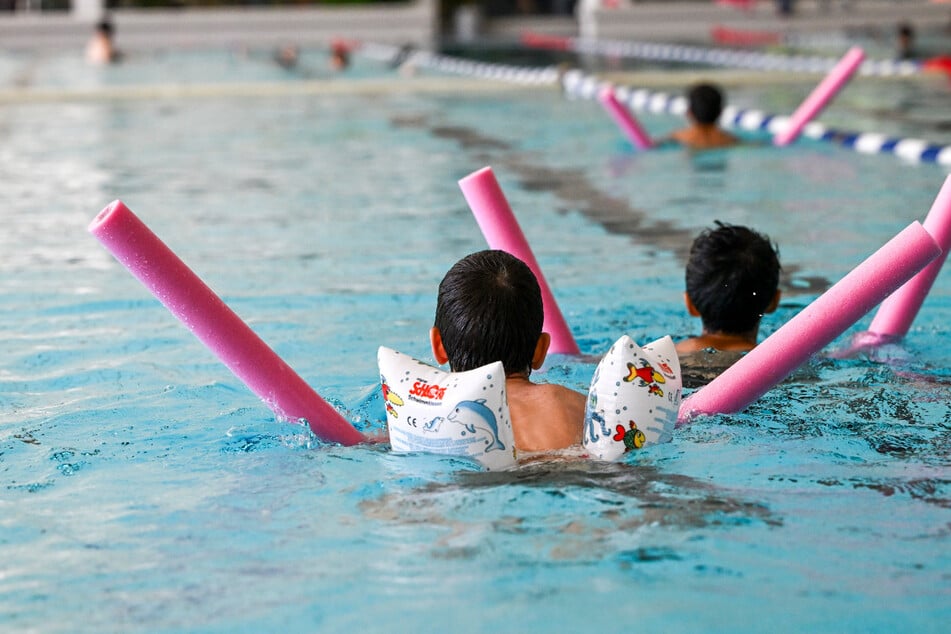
685 222 781 335
434 250 543 375
687 83 725 125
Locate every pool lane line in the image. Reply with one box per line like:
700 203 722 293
521 31 924 78
358 41 563 87
561 69 951 166
88 200 367 447
354 43 951 166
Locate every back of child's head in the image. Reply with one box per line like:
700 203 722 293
685 222 781 335
96 17 114 36
687 83 725 125
434 250 543 374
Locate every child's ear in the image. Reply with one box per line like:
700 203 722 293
765 290 781 314
430 327 449 366
684 292 702 317
531 332 551 370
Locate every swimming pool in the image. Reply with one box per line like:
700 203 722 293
1 46 949 631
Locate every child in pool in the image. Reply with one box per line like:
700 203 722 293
430 250 586 452
85 18 120 65
676 222 781 357
665 83 739 150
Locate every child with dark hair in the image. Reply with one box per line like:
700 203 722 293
667 82 739 150
86 17 120 65
896 22 916 61
430 250 585 452
676 222 781 355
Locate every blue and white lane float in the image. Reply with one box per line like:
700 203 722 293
355 43 951 166
521 31 923 78
358 42 562 86
563 69 951 166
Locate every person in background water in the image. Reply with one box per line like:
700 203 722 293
896 22 917 61
329 40 350 71
665 83 740 150
676 222 782 357
430 250 585 452
86 18 120 65
776 0 796 17
274 44 300 70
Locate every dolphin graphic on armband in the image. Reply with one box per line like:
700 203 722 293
447 399 505 453
422 416 444 432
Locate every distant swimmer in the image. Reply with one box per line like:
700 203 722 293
663 83 740 150
86 18 120 65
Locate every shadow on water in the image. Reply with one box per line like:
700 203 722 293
391 114 829 297
360 458 783 551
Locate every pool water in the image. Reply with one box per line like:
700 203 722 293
1 47 949 632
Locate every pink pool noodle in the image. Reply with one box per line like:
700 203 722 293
867 174 951 339
598 86 654 150
773 46 865 147
458 167 581 355
88 200 366 446
679 221 941 422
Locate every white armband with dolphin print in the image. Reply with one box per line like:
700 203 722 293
378 346 517 470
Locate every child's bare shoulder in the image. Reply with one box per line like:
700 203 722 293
535 382 585 404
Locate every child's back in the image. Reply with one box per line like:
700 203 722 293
506 378 585 452
667 82 739 150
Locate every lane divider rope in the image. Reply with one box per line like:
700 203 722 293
357 43 951 166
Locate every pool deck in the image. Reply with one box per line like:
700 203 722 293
0 1 439 52
488 0 951 42
0 0 947 52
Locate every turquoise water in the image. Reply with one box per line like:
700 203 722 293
1 49 949 632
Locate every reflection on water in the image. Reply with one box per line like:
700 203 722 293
359 458 781 573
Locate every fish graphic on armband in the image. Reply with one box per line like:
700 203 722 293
623 359 666 397
380 378 405 418
657 361 676 379
613 421 646 452
447 399 505 453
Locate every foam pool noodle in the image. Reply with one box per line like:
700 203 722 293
773 46 865 147
598 86 654 150
458 166 581 355
88 200 366 446
866 174 951 339
678 221 941 423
